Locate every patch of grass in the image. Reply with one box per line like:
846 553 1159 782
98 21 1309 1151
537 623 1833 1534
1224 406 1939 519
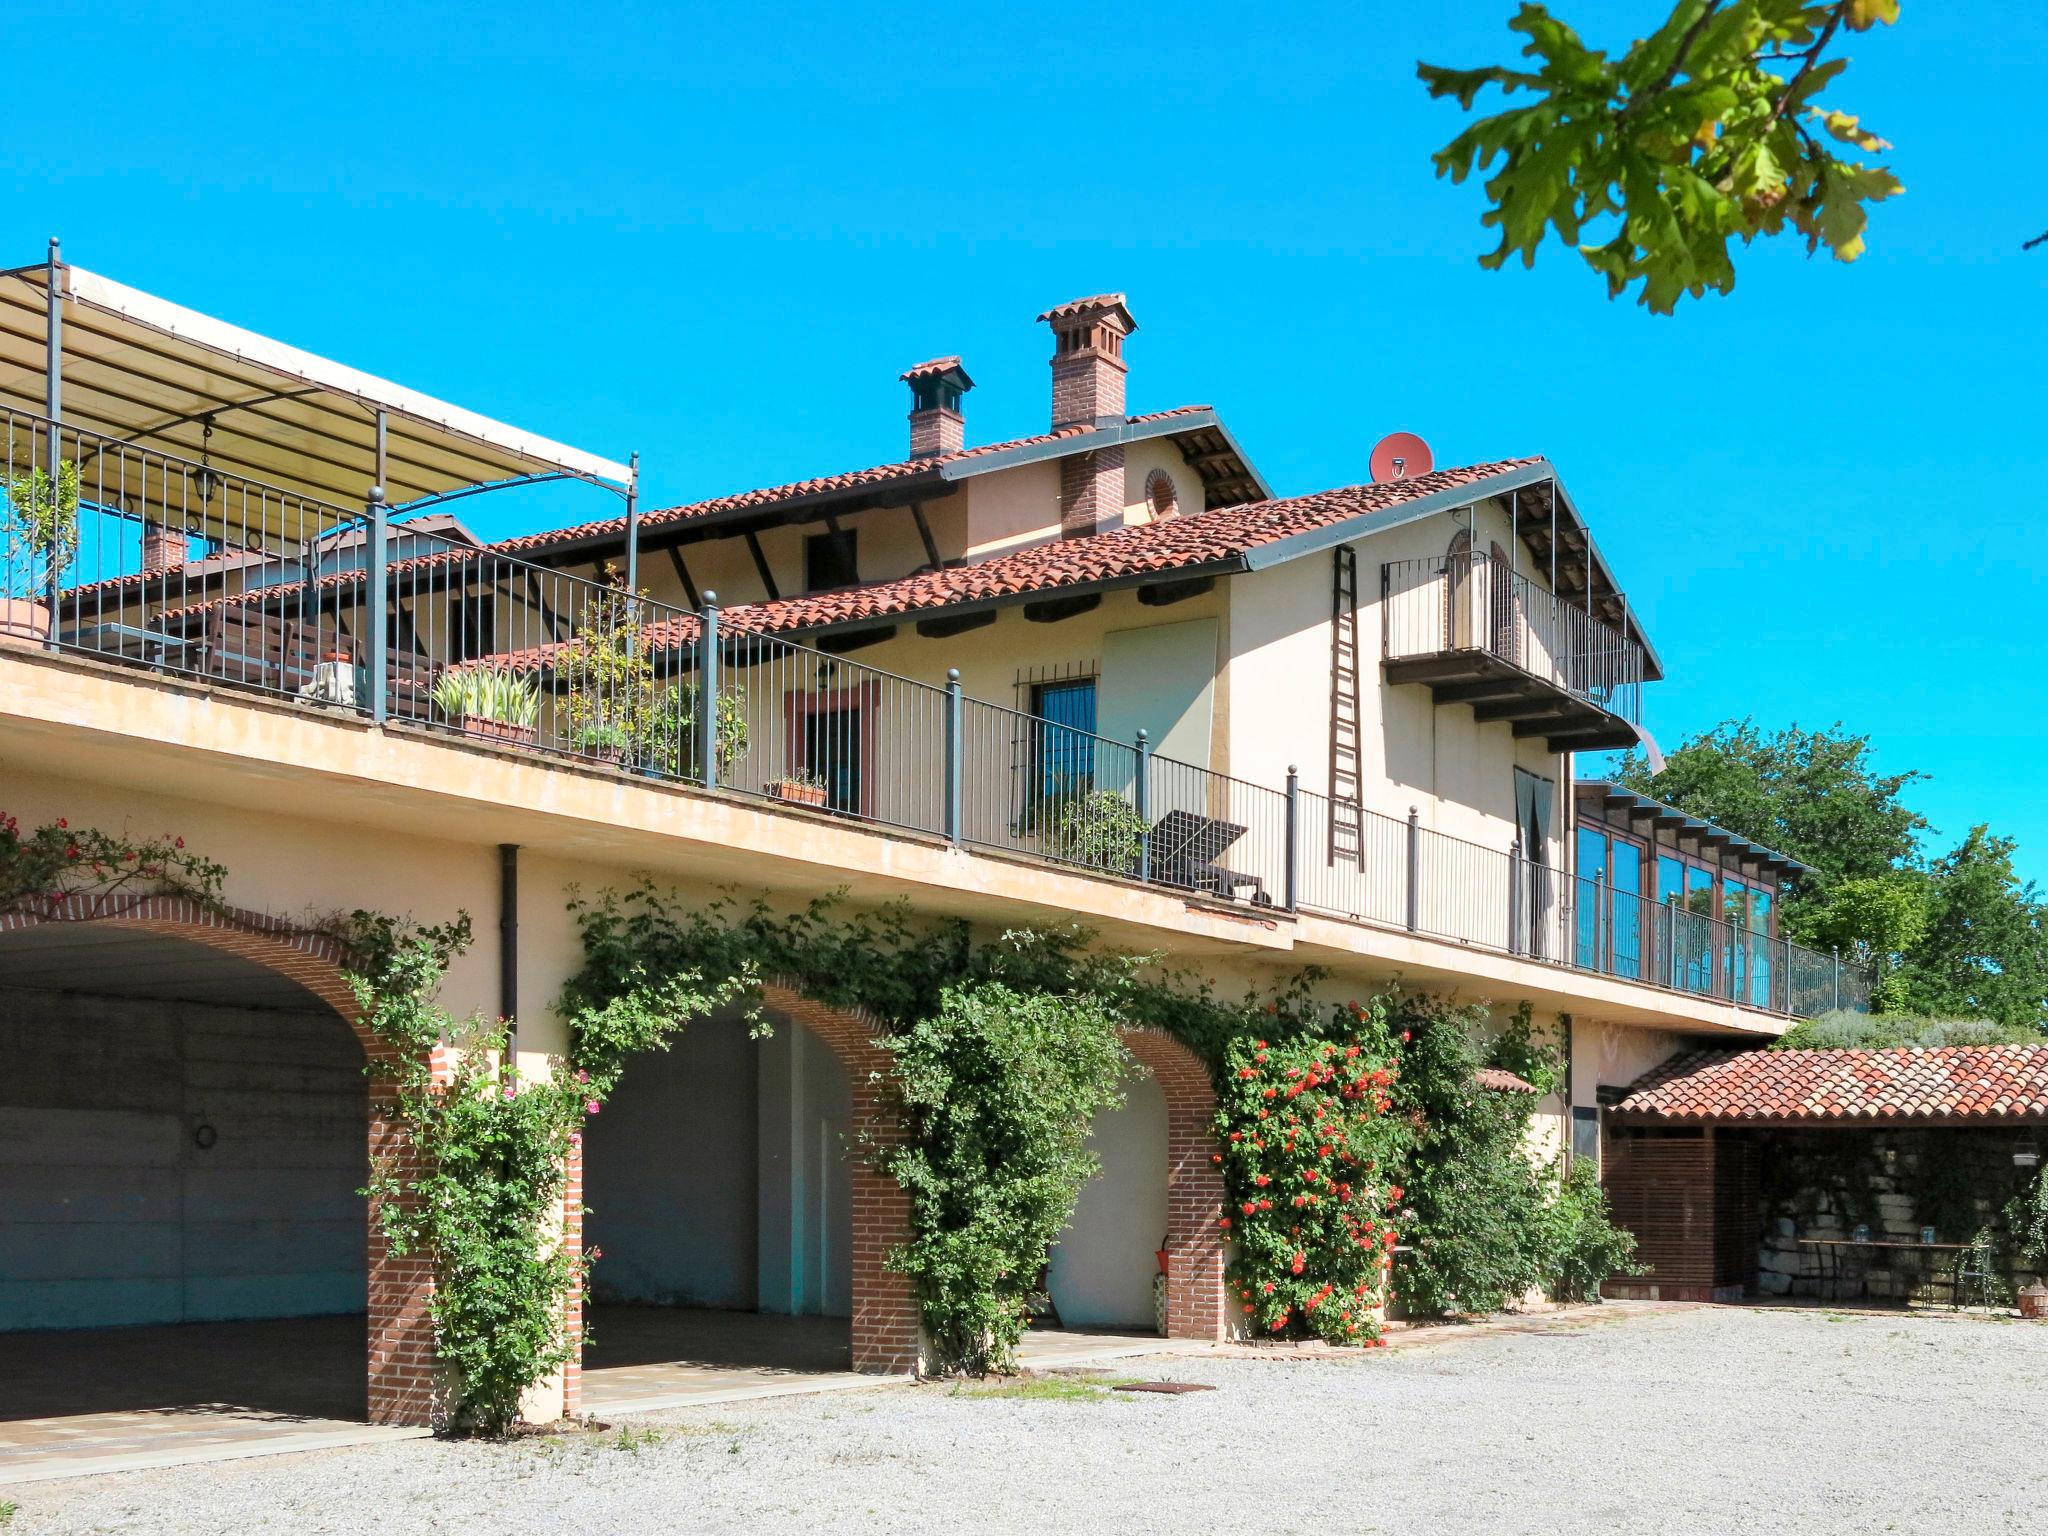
948 1373 1142 1403
610 1423 666 1454
0 1498 16 1526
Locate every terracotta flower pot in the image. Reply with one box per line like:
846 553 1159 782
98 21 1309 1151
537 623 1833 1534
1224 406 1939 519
0 597 50 646
769 780 829 808
463 716 539 749
2020 1285 2048 1320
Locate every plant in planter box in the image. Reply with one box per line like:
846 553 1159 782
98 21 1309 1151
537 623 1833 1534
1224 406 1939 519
558 579 751 777
432 665 541 746
559 580 658 765
640 679 750 780
1 459 80 639
766 767 831 807
1047 788 1147 875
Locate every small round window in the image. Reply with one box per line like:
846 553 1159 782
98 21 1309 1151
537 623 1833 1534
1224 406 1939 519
1146 468 1179 520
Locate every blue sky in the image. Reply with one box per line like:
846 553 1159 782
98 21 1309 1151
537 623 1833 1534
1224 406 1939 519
10 2 2044 884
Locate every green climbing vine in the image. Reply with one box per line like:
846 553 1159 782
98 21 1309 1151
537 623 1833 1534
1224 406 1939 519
337 908 742 1436
560 882 1641 1367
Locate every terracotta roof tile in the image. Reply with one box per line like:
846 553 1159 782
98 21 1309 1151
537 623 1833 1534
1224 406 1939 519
1612 1046 2048 1124
899 356 965 381
1476 1066 1540 1094
715 455 1538 637
1037 293 1131 324
489 406 1213 557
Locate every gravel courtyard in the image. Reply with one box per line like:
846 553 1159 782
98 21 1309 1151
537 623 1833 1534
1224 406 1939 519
12 1305 2046 1535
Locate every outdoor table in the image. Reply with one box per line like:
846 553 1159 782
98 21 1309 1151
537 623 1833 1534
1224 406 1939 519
62 622 193 668
1798 1237 1970 1305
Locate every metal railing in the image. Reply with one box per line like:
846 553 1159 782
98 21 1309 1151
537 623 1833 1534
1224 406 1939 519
6 410 1866 1018
1382 552 1645 725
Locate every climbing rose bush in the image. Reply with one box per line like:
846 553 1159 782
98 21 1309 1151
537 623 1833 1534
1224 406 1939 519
0 810 224 914
1214 999 1411 1344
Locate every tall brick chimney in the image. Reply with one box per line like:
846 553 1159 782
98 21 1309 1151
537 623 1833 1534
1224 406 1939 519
141 523 188 574
901 357 973 459
1039 294 1136 538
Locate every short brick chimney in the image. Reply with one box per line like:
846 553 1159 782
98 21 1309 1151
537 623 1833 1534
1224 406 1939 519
901 357 973 459
141 523 188 574
1039 294 1136 537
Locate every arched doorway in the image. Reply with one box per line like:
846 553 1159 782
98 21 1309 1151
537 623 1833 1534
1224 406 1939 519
1042 1028 1226 1346
0 898 438 1474
574 983 917 1415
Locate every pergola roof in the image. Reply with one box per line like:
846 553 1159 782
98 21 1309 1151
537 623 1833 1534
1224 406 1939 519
1612 1047 2048 1125
0 253 631 527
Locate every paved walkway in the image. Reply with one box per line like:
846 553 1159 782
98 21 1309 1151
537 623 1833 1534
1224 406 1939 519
0 1307 1191 1484
0 1315 423 1487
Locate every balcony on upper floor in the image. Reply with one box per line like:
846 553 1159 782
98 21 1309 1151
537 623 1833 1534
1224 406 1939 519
1380 551 1646 752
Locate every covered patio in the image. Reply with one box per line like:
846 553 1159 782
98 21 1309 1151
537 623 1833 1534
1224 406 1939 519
1599 1045 2048 1305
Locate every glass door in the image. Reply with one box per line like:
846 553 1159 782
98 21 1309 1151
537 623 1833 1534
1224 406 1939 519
1610 838 1643 979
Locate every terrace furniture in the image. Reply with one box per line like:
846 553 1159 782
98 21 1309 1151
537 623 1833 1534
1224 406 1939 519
1799 1237 1969 1305
202 607 322 695
62 621 194 669
1150 809 1270 905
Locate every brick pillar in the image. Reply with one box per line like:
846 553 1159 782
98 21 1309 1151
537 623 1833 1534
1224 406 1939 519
1039 294 1136 537
763 983 922 1373
559 1131 585 1419
1121 1027 1227 1341
366 1056 445 1425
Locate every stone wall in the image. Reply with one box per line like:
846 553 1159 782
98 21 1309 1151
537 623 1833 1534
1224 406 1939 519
1754 1127 2041 1300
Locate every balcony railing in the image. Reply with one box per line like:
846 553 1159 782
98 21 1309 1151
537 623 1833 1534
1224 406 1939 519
1382 553 1646 746
3 410 1864 1019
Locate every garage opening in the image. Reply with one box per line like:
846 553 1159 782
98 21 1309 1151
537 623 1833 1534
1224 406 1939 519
0 918 383 1476
580 1004 876 1413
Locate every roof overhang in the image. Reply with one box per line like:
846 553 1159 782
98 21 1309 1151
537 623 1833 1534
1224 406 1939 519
514 410 1270 567
0 254 632 528
1578 780 1812 878
1239 458 1664 681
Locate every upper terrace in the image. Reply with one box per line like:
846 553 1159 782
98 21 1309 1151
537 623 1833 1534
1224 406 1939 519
0 247 1866 1023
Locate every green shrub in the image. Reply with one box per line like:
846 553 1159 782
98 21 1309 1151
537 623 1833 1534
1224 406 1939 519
1391 1001 1638 1314
1772 1009 2044 1051
432 665 540 727
877 982 1129 1374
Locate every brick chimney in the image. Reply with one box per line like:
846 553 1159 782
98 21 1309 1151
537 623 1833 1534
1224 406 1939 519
901 357 973 459
141 523 188 574
1039 294 1136 538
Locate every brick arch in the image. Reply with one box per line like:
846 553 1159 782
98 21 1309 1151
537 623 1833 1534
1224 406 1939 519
1119 1027 1227 1341
0 895 440 1428
563 977 921 1416
757 981 921 1375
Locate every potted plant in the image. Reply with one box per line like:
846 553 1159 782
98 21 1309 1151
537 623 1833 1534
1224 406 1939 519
432 664 541 748
1 459 79 644
767 767 830 808
554 574 754 778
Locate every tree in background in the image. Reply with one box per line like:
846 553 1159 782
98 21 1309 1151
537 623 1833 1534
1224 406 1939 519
1615 721 2048 1031
1419 1 1902 313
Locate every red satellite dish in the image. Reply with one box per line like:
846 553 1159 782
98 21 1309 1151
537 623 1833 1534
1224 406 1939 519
1370 431 1434 483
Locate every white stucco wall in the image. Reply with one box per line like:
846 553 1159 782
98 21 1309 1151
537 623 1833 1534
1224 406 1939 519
1047 1072 1167 1330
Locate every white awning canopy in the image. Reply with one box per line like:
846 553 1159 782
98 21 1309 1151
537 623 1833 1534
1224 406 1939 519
0 254 632 522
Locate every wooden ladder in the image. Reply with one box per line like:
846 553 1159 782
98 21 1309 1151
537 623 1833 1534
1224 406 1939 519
1328 545 1364 865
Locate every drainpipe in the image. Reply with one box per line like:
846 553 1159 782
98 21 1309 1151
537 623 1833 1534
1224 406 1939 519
499 843 519 1064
